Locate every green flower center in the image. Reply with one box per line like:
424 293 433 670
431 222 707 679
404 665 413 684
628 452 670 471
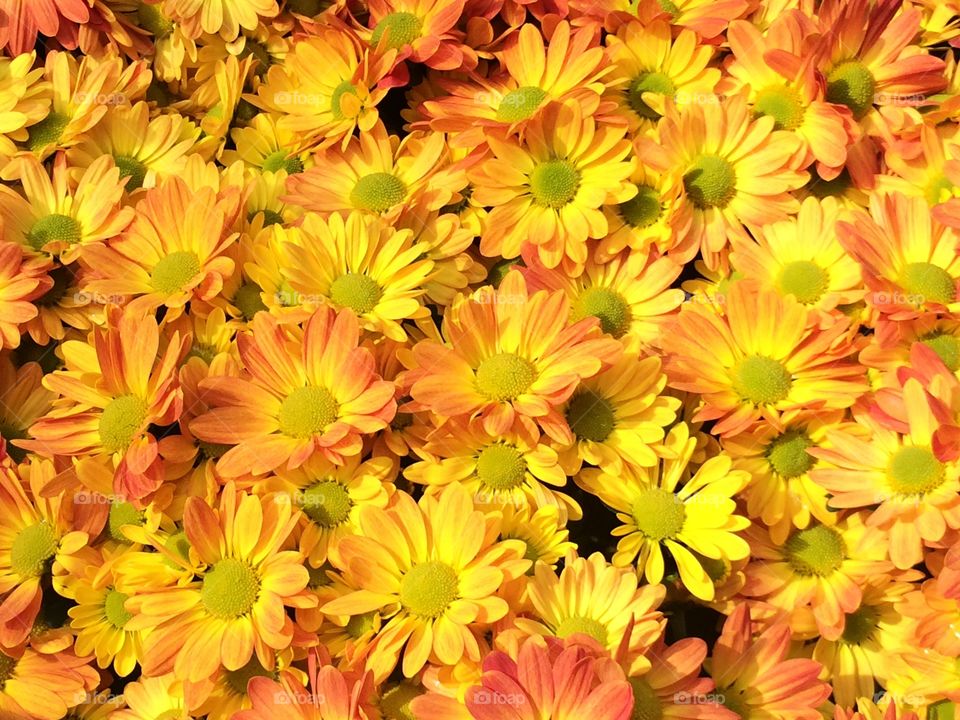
555 615 609 645
784 525 845 576
233 282 267 319
0 653 16 686
198 441 231 460
379 683 423 720
26 214 81 252
767 430 816 478
329 273 382 314
840 606 878 645
0 422 26 464
299 480 353 528
929 701 957 720
565 388 616 442
308 563 332 588
113 154 148 191
572 286 632 337
486 257 521 287
345 611 378 638
496 86 547 122
103 589 133 629
10 522 57 578
224 657 272 696
27 112 69 152
777 260 828 304
163 530 191 568
370 12 422 49
350 172 407 212
920 332 960 371
108 502 145 544
731 355 792 405
331 80 359 120
684 155 736 209
475 353 537 401
627 71 676 119
278 386 338 438
657 0 679 14
629 678 663 720
529 159 580 208
619 185 663 228
256 209 285 227
137 3 174 36
99 395 148 454
150 251 201 294
887 446 946 496
807 168 852 199
201 558 260 619
261 150 304 174
899 262 956 305
400 561 458 618
826 60 876 119
632 488 685 541
754 85 806 130
475 443 527 490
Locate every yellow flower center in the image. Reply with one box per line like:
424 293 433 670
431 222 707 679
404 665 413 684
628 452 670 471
572 286 632 337
629 678 664 720
224 657 273 696
825 60 876 119
278 386 338 438
108 502 145 544
233 282 267 319
163 530 191 568
887 446 946 496
137 3 174 36
371 12 422 48
627 71 676 119
899 262 956 305
754 85 806 131
475 443 527 490
26 214 81 252
784 525 845 576
10 522 57 578
731 355 792 405
114 154 148 190
496 86 548 122
399 561 458 618
777 260 828 304
475 353 537 401
555 615 609 645
201 558 261 619
619 185 663 228
329 272 383 314
684 155 736 209
632 488 685 540
920 332 960 371
766 430 816 478
840 606 878 645
104 589 133 629
566 388 616 442
261 150 304 174
99 394 149 453
299 480 353 528
350 172 407 212
379 683 423 720
345 611 378 638
150 251 201 294
27 112 69 152
331 80 360 120
529 159 580 208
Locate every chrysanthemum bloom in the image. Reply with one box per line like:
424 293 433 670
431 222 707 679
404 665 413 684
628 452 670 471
365 0 470 70
0 0 90 56
162 0 278 39
190 307 396 476
405 270 622 441
236 666 376 720
469 101 634 272
322 484 530 678
605 20 720 128
574 0 749 39
0 241 49 350
0 154 134 265
813 576 917 707
639 94 807 270
110 675 190 720
515 551 666 675
423 22 611 148
579 423 750 601
556 351 681 475
663 281 868 437
900 567 960 659
0 458 89 648
498 504 575 570
124 484 309 681
810 387 960 569
813 0 945 123
251 28 399 150
261 453 395 566
722 411 844 544
221 114 309 175
279 211 434 342
0 646 99 720
404 418 576 515
65 101 202 192
838 192 960 319
741 511 893 640
0 358 53 463
0 52 50 166
877 124 960 208
285 122 452 218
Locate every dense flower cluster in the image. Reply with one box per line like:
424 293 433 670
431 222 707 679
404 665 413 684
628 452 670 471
0 0 958 719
